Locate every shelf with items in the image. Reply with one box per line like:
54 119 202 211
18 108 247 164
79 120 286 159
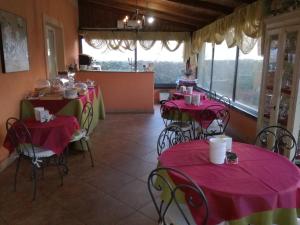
263 113 288 127
257 10 300 161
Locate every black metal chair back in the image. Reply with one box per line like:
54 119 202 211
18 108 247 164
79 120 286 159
255 126 297 161
160 101 183 127
80 101 93 134
6 117 36 159
207 90 216 100
148 167 209 225
157 125 189 156
218 95 231 108
198 105 230 138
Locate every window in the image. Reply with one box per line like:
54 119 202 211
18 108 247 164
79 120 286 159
197 43 213 90
82 39 134 71
197 39 263 115
137 41 184 84
211 41 237 99
236 44 263 110
81 39 185 85
44 20 65 79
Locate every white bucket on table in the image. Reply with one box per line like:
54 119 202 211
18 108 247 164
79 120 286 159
209 138 226 164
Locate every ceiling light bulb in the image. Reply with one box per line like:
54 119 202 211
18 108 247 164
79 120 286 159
147 16 154 24
137 20 141 24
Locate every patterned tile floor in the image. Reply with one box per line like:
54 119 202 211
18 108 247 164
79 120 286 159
0 106 164 225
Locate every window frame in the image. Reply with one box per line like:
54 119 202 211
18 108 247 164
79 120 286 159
79 37 185 88
196 42 262 117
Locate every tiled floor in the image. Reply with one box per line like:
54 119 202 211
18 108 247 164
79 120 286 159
0 106 164 225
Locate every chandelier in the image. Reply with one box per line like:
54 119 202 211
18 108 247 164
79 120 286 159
117 9 154 30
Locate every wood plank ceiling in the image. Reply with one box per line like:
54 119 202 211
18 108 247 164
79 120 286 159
78 0 256 32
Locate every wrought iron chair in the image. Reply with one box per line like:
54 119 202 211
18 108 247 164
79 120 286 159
157 124 190 156
160 100 193 139
69 101 94 167
207 90 216 100
218 95 231 108
255 126 297 161
147 167 209 225
196 105 230 139
5 117 64 200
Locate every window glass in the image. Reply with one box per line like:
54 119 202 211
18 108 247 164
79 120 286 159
197 43 213 90
235 41 263 110
211 41 237 99
81 38 134 71
137 41 185 84
81 39 185 84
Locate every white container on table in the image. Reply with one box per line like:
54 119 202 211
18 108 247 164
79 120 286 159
180 86 186 93
192 94 201 106
184 95 192 104
34 107 44 121
209 138 226 164
187 86 193 94
213 135 232 152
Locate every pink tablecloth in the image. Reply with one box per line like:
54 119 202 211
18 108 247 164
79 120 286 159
164 99 225 126
3 116 80 155
29 87 98 114
25 116 80 155
158 140 300 225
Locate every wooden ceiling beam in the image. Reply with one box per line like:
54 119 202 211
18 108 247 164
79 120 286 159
83 0 208 27
88 0 220 20
163 0 234 14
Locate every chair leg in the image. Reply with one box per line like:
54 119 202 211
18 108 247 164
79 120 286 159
14 155 22 192
84 139 94 167
79 140 86 158
55 157 64 186
31 163 37 201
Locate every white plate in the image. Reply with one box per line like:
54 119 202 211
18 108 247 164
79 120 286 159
64 95 78 99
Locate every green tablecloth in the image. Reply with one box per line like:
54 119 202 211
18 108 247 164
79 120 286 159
20 87 105 150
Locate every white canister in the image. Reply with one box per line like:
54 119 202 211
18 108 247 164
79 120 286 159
180 86 186 93
213 135 232 152
184 95 192 104
34 107 44 121
209 138 226 164
192 94 201 106
187 86 193 95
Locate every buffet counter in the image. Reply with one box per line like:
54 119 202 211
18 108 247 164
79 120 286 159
21 87 105 132
76 71 154 113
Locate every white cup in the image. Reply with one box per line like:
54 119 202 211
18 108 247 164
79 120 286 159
34 107 44 121
180 86 186 93
209 138 226 164
184 95 192 104
187 86 193 94
192 94 201 106
213 135 232 152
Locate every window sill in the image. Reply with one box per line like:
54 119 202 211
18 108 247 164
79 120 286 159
194 86 258 120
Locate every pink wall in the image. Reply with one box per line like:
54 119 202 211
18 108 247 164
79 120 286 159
0 0 78 164
77 71 154 113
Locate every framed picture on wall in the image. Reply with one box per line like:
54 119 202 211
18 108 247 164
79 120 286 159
0 10 29 73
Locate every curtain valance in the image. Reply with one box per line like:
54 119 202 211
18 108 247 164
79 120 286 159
190 0 263 62
79 30 191 62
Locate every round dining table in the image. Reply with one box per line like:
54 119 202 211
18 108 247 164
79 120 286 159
158 140 300 225
23 115 80 155
163 99 225 124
